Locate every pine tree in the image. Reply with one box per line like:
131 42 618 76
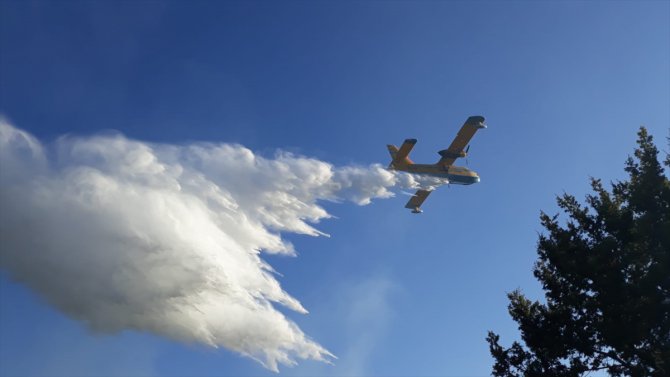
487 127 670 376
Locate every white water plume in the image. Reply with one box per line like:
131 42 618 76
0 120 419 371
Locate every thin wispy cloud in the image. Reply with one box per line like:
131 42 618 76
337 276 398 376
285 274 399 377
0 120 416 371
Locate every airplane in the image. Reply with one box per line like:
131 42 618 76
387 115 486 213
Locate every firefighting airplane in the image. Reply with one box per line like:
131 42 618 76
387 115 486 213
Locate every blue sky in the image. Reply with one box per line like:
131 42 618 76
1 1 668 376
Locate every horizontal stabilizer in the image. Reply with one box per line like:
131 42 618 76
390 138 416 168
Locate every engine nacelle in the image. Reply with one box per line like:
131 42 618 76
438 149 467 159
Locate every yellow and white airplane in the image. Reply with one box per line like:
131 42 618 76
387 115 486 213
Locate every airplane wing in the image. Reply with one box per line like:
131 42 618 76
437 116 486 167
404 189 432 213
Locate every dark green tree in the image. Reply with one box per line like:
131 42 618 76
487 127 670 377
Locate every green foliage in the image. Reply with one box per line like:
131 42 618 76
488 128 670 377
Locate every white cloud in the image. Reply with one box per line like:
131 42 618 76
0 120 414 372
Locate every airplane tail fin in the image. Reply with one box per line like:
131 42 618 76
387 145 399 169
387 145 399 160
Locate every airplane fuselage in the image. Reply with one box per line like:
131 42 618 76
386 115 486 212
392 163 480 185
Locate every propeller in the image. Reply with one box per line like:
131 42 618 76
465 145 471 166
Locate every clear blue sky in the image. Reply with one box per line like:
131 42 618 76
1 1 668 376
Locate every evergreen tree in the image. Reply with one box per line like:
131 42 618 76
487 127 670 376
